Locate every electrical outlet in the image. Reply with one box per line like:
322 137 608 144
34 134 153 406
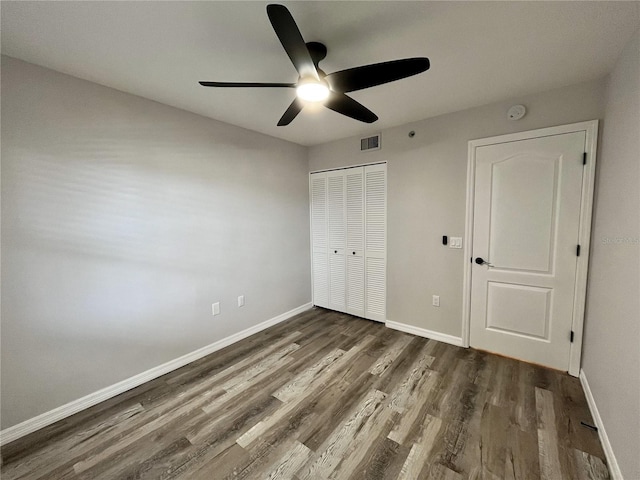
212 302 220 316
432 295 440 307
238 295 245 307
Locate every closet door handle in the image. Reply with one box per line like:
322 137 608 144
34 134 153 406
352 251 356 255
334 250 337 254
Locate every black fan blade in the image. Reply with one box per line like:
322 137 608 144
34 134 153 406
199 81 295 88
324 92 378 123
325 58 430 93
278 98 304 126
266 4 318 81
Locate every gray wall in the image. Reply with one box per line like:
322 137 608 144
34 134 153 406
309 80 605 338
582 29 640 479
1 56 311 429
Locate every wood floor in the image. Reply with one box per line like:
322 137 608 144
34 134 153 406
1 308 610 480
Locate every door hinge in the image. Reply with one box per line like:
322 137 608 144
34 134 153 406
576 244 581 256
583 152 587 165
580 421 598 431
570 330 575 343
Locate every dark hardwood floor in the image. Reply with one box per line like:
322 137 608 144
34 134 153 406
1 308 609 479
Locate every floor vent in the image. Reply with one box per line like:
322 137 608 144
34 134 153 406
360 134 381 151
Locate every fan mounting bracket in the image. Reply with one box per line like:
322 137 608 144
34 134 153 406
306 42 327 67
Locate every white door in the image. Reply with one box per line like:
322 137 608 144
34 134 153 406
327 170 346 311
364 164 387 322
346 167 365 317
310 173 328 308
470 132 585 370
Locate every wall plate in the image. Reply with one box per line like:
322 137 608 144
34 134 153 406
450 237 463 249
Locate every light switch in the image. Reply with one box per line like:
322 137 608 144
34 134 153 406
450 237 463 249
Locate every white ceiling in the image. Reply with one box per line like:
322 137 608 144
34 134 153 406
2 1 639 146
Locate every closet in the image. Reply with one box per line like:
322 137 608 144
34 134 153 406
310 163 386 322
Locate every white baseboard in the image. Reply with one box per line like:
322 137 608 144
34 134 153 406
579 369 622 480
385 320 464 347
0 302 313 447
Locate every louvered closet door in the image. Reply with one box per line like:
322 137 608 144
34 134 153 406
345 167 365 317
310 173 328 308
327 170 346 311
364 164 387 322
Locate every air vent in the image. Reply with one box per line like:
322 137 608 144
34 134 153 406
360 134 381 152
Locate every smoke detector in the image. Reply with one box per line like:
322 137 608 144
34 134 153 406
507 104 526 121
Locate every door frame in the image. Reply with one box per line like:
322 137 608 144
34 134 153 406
461 120 598 376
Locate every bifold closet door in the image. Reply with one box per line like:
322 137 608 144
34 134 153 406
345 167 365 317
327 170 346 311
364 164 386 322
310 165 386 321
310 173 328 308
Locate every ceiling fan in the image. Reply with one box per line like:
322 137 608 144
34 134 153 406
199 4 430 126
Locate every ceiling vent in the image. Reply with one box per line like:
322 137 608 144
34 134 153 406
360 134 381 152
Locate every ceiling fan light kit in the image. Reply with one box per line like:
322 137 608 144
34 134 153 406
296 78 330 102
199 4 430 126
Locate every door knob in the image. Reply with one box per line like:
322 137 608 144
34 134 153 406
352 251 356 255
475 257 494 267
334 250 337 254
